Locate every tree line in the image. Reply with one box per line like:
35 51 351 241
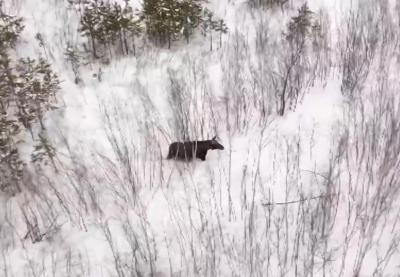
74 0 228 58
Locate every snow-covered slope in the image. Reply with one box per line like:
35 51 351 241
1 0 400 276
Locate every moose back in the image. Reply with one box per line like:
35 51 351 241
167 136 224 161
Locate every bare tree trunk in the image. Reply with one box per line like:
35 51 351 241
89 30 98 58
210 32 213 51
132 35 136 56
123 30 129 55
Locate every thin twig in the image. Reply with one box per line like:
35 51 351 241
262 194 336 206
300 169 330 180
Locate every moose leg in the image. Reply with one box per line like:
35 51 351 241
167 144 175 159
167 143 180 159
197 150 207 161
167 148 173 159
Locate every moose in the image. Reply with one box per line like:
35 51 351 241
167 136 224 161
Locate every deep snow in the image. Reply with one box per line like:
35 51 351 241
1 0 400 276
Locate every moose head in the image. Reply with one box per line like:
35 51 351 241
167 136 224 161
209 136 224 150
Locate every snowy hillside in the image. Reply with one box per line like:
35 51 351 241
1 0 400 276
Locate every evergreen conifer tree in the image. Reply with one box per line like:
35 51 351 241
142 0 203 48
0 1 24 49
0 3 61 193
79 1 101 57
275 3 314 116
79 0 142 57
15 58 60 131
201 8 214 50
0 112 23 193
31 131 57 171
286 3 313 47
214 19 228 49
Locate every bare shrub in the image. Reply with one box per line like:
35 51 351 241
168 58 219 141
338 2 384 99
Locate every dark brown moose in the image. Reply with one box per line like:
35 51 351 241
167 136 224 161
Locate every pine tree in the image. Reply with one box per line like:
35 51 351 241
286 3 313 47
249 0 288 10
0 3 60 194
0 1 24 49
31 131 57 171
142 0 203 48
276 3 314 116
79 1 100 58
0 112 23 193
201 8 214 51
200 8 227 51
0 4 25 194
179 0 202 43
0 51 14 113
79 0 142 57
214 19 228 49
126 17 142 56
159 0 181 48
15 58 60 131
65 44 85 84
119 1 142 55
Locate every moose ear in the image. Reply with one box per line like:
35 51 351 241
212 135 217 140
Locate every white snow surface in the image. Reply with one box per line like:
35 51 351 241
1 0 400 276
